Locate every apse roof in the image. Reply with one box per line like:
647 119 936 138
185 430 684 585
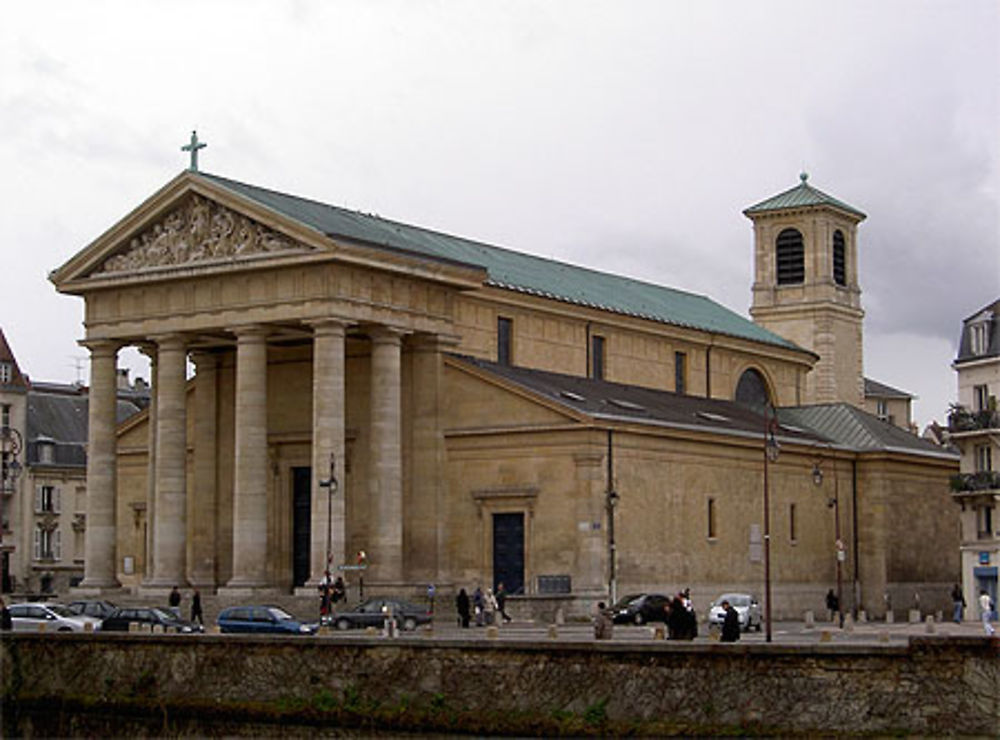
743 173 866 220
198 172 802 352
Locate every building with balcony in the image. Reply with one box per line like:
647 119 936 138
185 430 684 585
950 299 1000 612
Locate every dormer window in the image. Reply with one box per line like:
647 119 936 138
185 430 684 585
775 228 804 285
970 321 989 356
38 440 55 464
832 230 847 286
0 362 11 384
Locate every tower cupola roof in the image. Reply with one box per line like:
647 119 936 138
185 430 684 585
743 173 866 220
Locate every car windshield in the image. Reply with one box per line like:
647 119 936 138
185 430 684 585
47 604 76 617
714 594 751 607
269 607 294 620
613 594 644 609
150 607 178 620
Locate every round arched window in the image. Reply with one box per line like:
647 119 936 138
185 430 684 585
832 230 846 286
735 368 771 408
775 228 804 285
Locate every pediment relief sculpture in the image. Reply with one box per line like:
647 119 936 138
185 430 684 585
95 195 310 275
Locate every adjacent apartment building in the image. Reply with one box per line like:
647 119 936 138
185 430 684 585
950 300 1000 611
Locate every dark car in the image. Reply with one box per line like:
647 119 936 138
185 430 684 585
330 598 431 632
217 605 317 635
67 599 118 620
101 606 203 634
610 593 671 625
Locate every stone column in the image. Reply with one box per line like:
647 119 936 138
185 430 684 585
150 334 188 587
409 334 446 581
226 326 270 589
189 351 219 589
308 319 347 584
369 327 404 583
78 340 121 590
138 345 158 582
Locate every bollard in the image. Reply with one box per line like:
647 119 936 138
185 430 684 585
885 610 894 624
652 624 666 640
422 624 434 636
142 623 153 633
555 608 565 626
804 610 815 629
843 614 854 633
547 624 559 640
935 610 943 624
858 610 867 623
129 622 140 633
878 631 890 643
486 625 499 639
364 626 378 636
209 624 221 634
84 622 94 633
908 609 921 624
819 630 832 642
924 615 935 634
37 622 46 633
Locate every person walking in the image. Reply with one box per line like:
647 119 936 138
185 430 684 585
0 597 11 632
979 590 995 636
951 583 966 623
456 588 471 628
825 589 839 623
495 582 513 623
593 601 613 640
473 586 485 627
169 585 182 618
190 589 203 626
483 588 498 626
720 600 741 643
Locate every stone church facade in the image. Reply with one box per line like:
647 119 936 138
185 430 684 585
50 171 958 618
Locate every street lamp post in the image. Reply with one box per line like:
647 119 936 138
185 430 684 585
1 424 24 593
762 405 780 643
606 429 619 606
318 452 338 575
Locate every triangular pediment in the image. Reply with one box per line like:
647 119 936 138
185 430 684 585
50 171 329 291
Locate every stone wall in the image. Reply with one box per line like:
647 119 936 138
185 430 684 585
2 633 997 736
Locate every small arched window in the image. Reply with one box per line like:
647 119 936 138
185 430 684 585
833 230 846 286
775 228 804 285
734 368 771 408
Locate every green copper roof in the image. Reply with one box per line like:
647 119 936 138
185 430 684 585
199 172 800 351
743 173 866 220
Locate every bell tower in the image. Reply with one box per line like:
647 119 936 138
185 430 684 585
744 173 866 406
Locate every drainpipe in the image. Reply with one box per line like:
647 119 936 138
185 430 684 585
585 322 592 378
851 459 860 617
606 429 618 604
705 341 713 398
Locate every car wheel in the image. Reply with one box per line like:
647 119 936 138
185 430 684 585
634 613 644 626
58 627 72 632
403 617 417 631
335 618 351 631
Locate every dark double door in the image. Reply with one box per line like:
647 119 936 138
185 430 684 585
493 512 525 595
292 467 311 588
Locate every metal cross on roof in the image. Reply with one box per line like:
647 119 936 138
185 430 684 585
181 130 207 172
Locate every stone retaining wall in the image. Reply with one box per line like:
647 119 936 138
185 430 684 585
2 633 997 736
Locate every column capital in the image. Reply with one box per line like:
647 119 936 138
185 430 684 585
190 350 220 370
367 325 406 346
305 318 350 336
148 333 188 352
229 324 270 342
78 338 122 357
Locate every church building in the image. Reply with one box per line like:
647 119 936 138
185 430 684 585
49 166 958 618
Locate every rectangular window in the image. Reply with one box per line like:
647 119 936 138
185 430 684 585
1 403 9 429
973 385 989 412
591 335 605 381
876 400 888 422
497 317 513 366
978 506 994 540
0 363 11 384
675 352 687 395
975 445 993 473
971 324 988 355
707 497 716 538
35 526 59 560
35 485 60 513
789 503 797 542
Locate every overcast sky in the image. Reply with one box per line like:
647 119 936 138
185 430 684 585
2 1 997 428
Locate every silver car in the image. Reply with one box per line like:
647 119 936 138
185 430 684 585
8 602 102 632
708 593 762 632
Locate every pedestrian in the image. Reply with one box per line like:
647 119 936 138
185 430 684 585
473 586 485 627
332 576 346 604
593 601 613 640
495 582 512 623
318 571 333 622
951 583 966 623
825 589 839 622
667 592 685 639
720 600 741 642
0 597 11 632
484 588 498 626
979 590 995 636
456 587 471 628
190 589 203 625
169 585 181 617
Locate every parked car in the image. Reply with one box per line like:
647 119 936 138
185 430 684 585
8 602 102 632
707 593 762 632
329 598 431 631
67 599 118 620
217 605 317 635
101 606 203 633
610 593 671 625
